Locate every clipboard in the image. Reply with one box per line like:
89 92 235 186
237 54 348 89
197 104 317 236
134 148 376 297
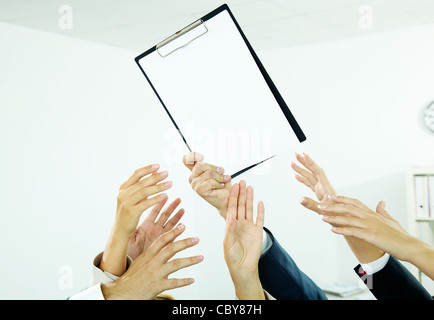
135 4 306 177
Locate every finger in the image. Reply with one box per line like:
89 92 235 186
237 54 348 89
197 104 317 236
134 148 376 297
159 236 200 263
291 161 316 185
375 200 393 220
194 179 226 197
224 202 237 247
149 223 186 255
120 164 160 190
190 162 224 183
197 170 231 184
129 170 169 194
165 255 204 275
129 181 172 205
227 183 239 217
317 202 367 219
143 197 169 223
299 197 326 215
294 173 314 189
302 153 325 177
321 215 366 228
245 186 254 221
328 195 372 213
136 193 169 219
256 201 265 228
155 198 182 227
164 208 185 230
183 152 204 171
237 180 247 220
164 277 196 291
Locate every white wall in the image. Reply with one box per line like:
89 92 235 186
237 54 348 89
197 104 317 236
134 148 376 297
1 21 433 299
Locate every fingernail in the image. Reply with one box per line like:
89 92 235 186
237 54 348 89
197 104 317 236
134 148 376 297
177 223 185 231
159 171 168 178
188 278 195 284
382 201 386 209
164 181 172 188
191 237 199 244
223 175 231 182
197 255 204 262
195 153 204 161
216 167 224 174
160 193 168 199
318 204 328 209
321 215 329 221
300 197 308 205
152 164 160 170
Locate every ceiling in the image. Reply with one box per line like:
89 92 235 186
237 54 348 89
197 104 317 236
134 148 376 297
1 0 434 52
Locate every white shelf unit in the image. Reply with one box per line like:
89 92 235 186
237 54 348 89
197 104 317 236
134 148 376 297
406 166 434 283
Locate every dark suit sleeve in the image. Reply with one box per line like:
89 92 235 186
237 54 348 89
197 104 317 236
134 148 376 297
355 256 433 300
258 228 327 300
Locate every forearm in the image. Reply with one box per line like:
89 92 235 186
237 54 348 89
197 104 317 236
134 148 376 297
100 226 130 277
407 239 434 281
344 235 385 264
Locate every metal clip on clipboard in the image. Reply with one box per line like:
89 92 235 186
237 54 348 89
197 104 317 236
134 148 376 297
156 19 208 58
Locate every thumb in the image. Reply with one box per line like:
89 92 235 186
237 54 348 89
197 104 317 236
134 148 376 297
182 152 204 171
300 196 326 215
223 213 237 248
375 200 393 220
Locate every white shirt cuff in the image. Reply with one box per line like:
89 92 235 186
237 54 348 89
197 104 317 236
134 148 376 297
68 283 105 300
360 253 390 276
91 251 133 285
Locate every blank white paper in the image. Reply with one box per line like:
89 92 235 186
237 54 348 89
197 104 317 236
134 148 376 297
138 9 302 176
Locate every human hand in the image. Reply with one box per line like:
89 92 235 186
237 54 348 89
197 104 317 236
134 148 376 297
183 152 232 219
127 197 185 261
100 164 173 276
291 153 336 204
223 180 265 300
319 196 416 262
293 154 384 264
114 164 173 238
101 223 203 300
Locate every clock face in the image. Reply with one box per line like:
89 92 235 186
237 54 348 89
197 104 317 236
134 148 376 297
424 102 434 133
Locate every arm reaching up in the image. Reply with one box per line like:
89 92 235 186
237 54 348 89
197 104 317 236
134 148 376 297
223 180 265 300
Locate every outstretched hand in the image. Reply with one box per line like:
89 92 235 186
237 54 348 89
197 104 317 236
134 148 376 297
127 197 185 261
223 180 265 300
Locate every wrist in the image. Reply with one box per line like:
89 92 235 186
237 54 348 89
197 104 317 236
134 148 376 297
231 271 265 300
101 281 127 300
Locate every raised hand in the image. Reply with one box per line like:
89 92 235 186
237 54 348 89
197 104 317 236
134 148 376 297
292 154 385 264
127 197 185 261
101 224 203 300
291 153 336 204
100 164 173 276
223 180 265 300
320 196 414 261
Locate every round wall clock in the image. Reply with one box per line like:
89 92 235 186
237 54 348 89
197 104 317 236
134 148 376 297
423 101 434 133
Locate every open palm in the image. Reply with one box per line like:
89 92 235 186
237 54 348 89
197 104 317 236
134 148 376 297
127 197 185 260
291 153 336 203
223 181 264 273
